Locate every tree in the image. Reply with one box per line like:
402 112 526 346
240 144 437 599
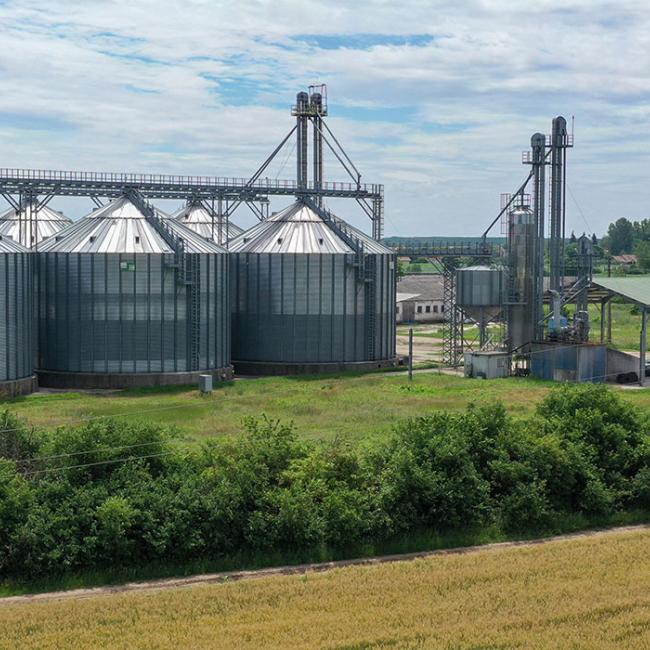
635 240 650 271
591 233 598 246
569 231 577 243
633 219 650 243
607 218 635 255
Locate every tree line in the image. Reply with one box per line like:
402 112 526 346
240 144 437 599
604 217 650 269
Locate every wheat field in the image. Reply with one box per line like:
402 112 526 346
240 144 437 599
1 528 649 649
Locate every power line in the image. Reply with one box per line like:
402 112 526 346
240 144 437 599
275 140 296 180
566 183 593 235
22 450 177 477
14 439 171 465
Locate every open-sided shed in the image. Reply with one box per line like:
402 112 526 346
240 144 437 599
590 277 650 385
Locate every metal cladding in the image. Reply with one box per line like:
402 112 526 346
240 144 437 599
39 198 204 254
36 196 230 381
173 204 244 245
507 206 536 352
0 204 71 248
455 266 504 322
0 236 32 385
229 201 396 366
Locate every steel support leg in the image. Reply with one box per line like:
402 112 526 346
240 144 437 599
640 308 647 387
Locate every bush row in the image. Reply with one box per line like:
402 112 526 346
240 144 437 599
0 384 649 579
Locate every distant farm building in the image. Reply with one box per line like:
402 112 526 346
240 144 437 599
612 254 637 270
396 274 444 323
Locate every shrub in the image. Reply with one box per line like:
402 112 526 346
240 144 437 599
0 384 648 581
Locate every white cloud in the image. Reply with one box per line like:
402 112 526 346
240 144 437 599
0 0 649 236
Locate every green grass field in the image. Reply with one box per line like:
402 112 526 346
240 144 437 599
401 262 439 273
3 372 650 444
589 301 645 350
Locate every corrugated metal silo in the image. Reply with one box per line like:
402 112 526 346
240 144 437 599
455 266 504 322
507 206 536 351
456 265 504 348
0 203 71 248
229 200 396 373
173 204 244 245
36 196 232 388
0 236 35 396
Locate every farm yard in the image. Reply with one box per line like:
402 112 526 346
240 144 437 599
6 371 650 444
1 526 648 649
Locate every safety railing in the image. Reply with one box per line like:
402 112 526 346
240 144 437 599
0 168 381 195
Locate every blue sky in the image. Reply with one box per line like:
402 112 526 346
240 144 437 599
1 0 649 237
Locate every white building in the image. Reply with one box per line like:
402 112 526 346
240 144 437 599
396 274 445 323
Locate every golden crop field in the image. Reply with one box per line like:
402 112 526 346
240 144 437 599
1 527 649 649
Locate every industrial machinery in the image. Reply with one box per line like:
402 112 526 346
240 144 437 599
481 117 605 381
36 193 232 388
0 87 384 251
0 235 35 396
399 115 602 381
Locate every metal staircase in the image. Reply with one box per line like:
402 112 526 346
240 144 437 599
303 197 378 360
124 188 202 371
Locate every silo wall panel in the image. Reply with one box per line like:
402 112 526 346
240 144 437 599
38 252 229 376
0 252 32 382
232 252 369 364
373 254 397 361
232 251 395 365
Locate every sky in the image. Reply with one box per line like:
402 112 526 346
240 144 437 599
1 0 649 238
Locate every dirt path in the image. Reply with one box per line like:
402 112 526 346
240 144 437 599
3 523 648 606
396 333 442 363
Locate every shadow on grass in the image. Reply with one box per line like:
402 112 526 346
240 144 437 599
2 510 648 598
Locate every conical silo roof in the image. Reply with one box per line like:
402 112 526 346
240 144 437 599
0 204 71 248
173 204 244 244
229 200 393 254
39 196 226 254
0 234 29 253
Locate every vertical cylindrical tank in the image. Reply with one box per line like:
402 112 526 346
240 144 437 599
0 204 71 249
173 204 244 245
36 197 232 388
507 206 536 351
455 266 504 321
455 266 504 347
229 201 396 373
0 236 35 396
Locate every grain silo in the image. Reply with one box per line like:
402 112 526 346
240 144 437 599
36 195 231 388
229 200 396 374
506 205 536 352
0 236 36 396
173 203 244 245
455 265 504 347
0 203 71 248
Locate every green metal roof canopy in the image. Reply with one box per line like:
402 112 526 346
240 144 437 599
590 276 650 387
591 277 650 308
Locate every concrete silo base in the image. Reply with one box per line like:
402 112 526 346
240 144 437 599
233 357 400 376
0 375 38 398
36 367 234 390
